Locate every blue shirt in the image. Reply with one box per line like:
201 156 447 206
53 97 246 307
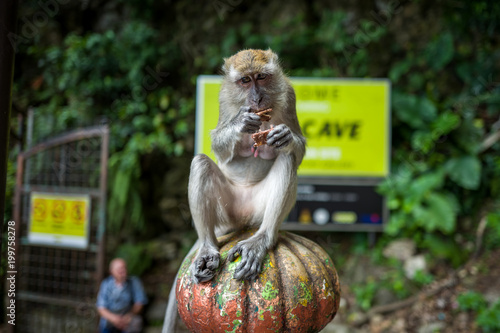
96 276 148 329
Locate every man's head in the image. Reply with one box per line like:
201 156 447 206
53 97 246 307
109 258 128 283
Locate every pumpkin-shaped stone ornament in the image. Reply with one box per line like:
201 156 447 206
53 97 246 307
176 230 340 332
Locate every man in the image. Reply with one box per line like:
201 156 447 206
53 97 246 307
97 258 148 333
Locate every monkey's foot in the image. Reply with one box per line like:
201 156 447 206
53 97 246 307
227 235 268 281
191 248 220 283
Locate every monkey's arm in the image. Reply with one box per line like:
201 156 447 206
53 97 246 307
267 123 306 166
211 106 261 164
266 85 306 165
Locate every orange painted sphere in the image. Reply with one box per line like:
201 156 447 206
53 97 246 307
176 230 341 332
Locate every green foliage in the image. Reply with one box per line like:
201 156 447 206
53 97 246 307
413 270 434 287
423 234 466 267
14 19 195 233
476 301 500 333
350 249 434 309
9 1 500 248
377 1 500 261
352 278 377 311
115 243 153 276
445 155 482 190
393 93 437 130
108 152 144 230
383 268 412 299
380 256 433 298
457 291 488 312
485 212 500 250
411 112 461 154
379 167 460 238
458 291 500 332
425 31 454 71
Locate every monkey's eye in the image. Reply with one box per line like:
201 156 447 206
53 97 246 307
240 76 251 84
256 73 268 80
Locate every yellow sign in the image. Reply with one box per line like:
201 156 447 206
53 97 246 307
196 76 390 177
28 192 91 249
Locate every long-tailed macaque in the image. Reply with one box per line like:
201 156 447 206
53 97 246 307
190 49 306 282
163 49 305 332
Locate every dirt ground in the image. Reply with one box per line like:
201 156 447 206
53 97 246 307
335 248 500 333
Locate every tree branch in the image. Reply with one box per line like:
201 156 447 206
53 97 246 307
478 129 500 153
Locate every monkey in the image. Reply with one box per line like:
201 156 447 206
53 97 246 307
163 49 305 332
190 49 306 282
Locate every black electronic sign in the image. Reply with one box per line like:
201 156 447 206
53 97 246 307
282 180 386 232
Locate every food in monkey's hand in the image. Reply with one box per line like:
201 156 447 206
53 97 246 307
252 125 274 148
255 108 272 122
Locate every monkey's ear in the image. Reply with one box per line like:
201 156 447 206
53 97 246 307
222 57 229 73
222 62 241 82
265 48 279 62
264 49 280 74
220 58 227 74
222 57 237 77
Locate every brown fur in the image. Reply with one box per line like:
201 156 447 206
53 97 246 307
223 49 274 75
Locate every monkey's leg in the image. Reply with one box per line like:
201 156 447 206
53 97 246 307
188 154 232 283
227 155 296 280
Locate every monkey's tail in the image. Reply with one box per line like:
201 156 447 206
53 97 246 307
162 239 200 333
162 277 178 333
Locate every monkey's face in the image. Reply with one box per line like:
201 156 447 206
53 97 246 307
223 49 285 111
236 72 274 111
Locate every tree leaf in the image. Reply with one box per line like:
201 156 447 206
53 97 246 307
411 130 435 153
425 31 454 70
413 192 457 234
423 234 465 267
426 192 458 234
393 93 437 129
431 111 461 137
386 211 407 236
409 170 445 201
452 121 483 154
389 59 413 83
445 155 482 190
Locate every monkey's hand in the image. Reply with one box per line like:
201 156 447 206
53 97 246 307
266 124 293 149
227 234 268 281
233 106 262 134
191 246 220 283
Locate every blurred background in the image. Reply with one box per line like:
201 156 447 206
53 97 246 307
2 0 500 332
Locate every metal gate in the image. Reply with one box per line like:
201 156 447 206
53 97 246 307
12 125 109 332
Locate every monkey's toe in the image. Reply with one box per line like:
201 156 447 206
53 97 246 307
228 242 265 281
234 257 262 281
191 252 220 283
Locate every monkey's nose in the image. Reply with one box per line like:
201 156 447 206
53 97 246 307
256 96 263 107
